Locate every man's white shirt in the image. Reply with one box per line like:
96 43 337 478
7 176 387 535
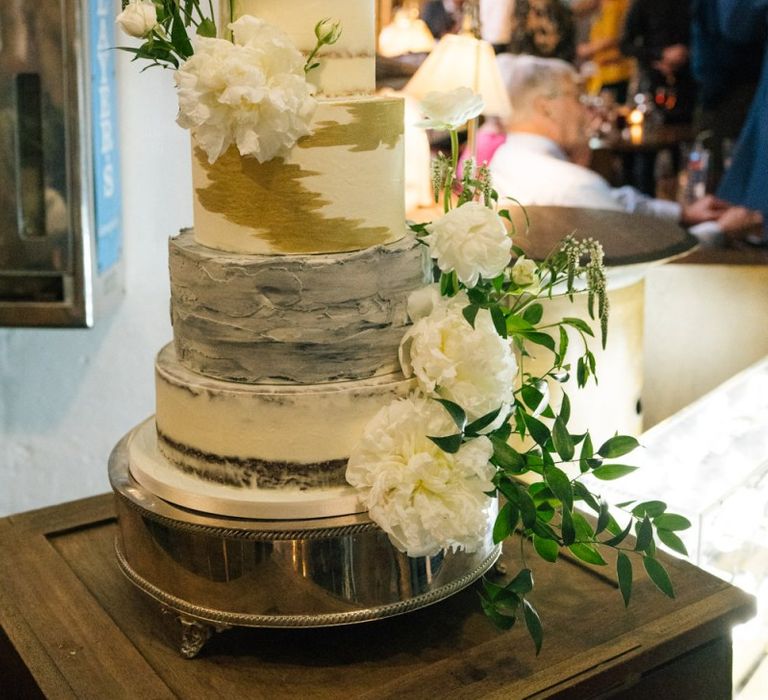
489 133 683 221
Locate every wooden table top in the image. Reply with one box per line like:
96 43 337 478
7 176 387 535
0 494 756 699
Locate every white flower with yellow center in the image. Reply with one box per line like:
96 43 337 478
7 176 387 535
346 395 495 557
175 16 317 164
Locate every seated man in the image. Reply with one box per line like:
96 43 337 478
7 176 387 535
488 54 763 239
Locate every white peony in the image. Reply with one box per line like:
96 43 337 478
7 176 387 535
424 202 512 287
511 255 539 288
116 0 158 38
399 293 517 423
175 16 317 164
346 395 496 557
416 88 484 131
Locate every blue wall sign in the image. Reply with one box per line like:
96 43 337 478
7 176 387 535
89 0 123 274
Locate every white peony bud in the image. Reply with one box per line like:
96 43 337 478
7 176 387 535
424 202 512 288
314 18 343 46
116 1 158 39
416 87 484 131
511 256 539 287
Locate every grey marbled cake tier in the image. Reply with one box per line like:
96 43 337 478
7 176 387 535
169 229 429 384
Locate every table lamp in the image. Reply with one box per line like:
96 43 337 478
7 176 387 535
403 6 511 156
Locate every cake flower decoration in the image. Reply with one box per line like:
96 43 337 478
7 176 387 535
398 289 516 425
116 3 341 164
348 87 691 653
346 396 496 558
423 201 512 286
175 17 318 163
510 255 540 290
415 87 485 132
115 0 159 39
305 18 343 72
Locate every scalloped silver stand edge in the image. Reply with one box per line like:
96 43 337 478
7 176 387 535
109 431 502 657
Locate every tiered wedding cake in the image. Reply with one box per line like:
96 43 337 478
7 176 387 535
111 0 679 654
126 0 430 520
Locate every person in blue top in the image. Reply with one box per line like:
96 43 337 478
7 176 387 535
691 0 766 188
716 0 768 221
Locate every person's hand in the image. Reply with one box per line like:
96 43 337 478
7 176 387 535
681 195 730 226
716 206 764 239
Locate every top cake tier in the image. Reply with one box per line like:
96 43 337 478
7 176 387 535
227 0 375 97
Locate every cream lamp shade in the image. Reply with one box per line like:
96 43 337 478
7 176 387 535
404 33 511 118
378 8 436 57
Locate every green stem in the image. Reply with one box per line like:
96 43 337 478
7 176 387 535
228 0 236 40
450 129 459 177
304 45 321 72
439 130 459 213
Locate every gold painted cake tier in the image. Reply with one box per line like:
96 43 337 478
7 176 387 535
191 96 405 255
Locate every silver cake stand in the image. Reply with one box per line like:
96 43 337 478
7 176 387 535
109 430 502 657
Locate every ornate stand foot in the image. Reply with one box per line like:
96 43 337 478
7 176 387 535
161 608 228 658
179 616 214 658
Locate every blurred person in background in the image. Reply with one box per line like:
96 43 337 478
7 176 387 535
509 0 577 61
691 0 766 189
714 0 768 222
577 0 634 103
620 0 696 124
619 0 696 196
488 54 763 240
480 0 516 52
422 0 464 38
564 0 599 44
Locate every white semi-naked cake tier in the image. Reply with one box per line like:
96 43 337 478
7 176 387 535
127 418 365 519
227 0 375 97
191 97 405 255
154 344 417 490
170 229 429 384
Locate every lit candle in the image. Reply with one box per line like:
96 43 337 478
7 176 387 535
629 123 643 144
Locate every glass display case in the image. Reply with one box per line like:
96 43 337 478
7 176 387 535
587 356 768 695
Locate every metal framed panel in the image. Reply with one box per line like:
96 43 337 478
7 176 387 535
0 0 123 327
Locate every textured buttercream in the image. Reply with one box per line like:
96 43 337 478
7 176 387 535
229 0 375 96
154 345 417 488
170 230 429 384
